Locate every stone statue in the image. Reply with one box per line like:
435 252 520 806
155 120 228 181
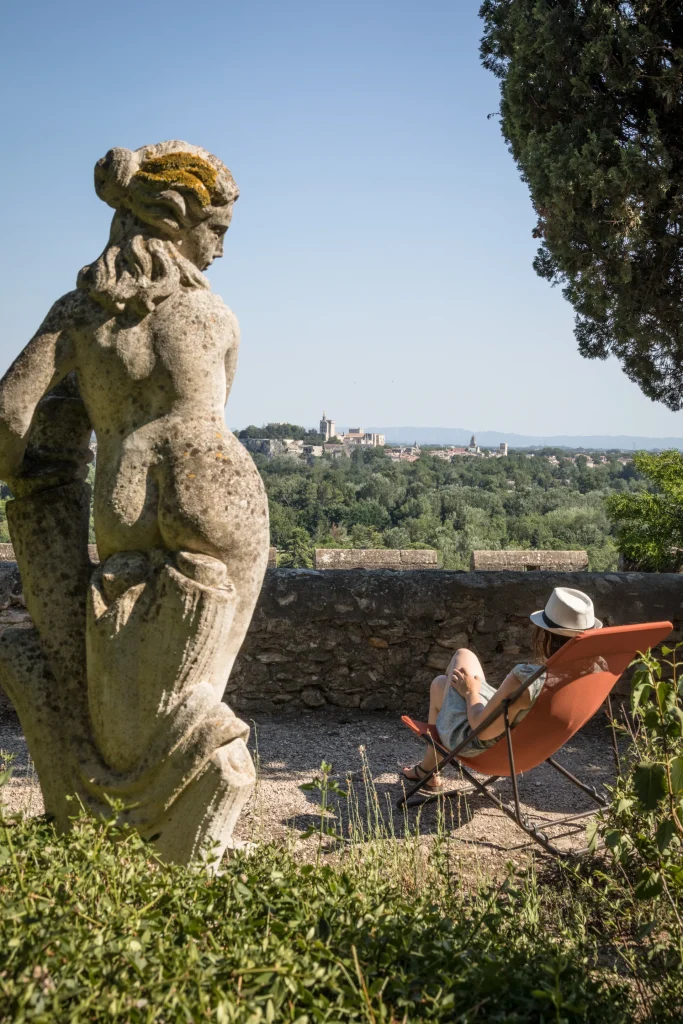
0 142 269 863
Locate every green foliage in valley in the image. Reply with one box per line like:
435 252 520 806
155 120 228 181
259 446 642 569
480 1 683 408
606 450 683 571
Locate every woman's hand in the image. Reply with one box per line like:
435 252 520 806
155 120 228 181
451 666 481 701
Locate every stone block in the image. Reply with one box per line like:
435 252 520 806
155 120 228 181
435 632 469 650
360 692 389 711
256 650 293 664
347 670 376 691
301 687 327 707
325 690 362 708
315 548 437 570
426 646 451 671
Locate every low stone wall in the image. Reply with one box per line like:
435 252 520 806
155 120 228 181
228 569 683 713
471 550 588 571
314 549 437 570
0 564 680 716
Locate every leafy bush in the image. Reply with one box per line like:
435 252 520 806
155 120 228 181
588 645 683 1017
592 645 683 900
0 792 630 1022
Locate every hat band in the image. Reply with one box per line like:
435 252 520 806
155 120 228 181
542 610 582 632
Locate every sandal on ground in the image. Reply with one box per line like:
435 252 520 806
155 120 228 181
402 763 444 790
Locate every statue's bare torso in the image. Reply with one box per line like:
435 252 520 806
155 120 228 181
66 287 267 570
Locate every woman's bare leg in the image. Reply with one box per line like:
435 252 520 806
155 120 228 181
422 673 448 771
402 674 448 785
423 650 485 769
404 649 486 781
445 648 485 683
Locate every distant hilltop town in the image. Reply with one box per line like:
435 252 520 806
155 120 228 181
238 413 385 459
238 421 635 467
388 435 508 464
319 412 384 449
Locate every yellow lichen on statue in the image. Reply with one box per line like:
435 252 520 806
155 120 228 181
135 152 219 208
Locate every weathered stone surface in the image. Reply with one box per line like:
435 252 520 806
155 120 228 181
3 567 681 720
228 569 683 712
301 687 326 708
471 550 589 571
0 142 268 864
315 548 438 569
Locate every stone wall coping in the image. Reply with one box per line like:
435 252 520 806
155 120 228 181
256 567 681 624
314 548 438 569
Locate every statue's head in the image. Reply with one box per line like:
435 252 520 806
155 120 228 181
79 141 240 315
95 141 239 271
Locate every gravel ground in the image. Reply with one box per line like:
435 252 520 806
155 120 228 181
0 689 622 870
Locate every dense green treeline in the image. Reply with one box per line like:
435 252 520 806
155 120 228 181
0 447 646 570
257 447 644 569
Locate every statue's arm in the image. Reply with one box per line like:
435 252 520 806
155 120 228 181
0 293 78 478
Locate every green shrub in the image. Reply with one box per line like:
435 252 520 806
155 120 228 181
589 644 683 1017
591 645 683 900
0 797 629 1022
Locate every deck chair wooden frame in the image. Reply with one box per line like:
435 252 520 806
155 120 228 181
398 621 673 858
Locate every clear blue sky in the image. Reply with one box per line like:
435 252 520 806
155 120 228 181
3 0 682 439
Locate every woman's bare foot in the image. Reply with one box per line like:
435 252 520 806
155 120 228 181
402 764 443 790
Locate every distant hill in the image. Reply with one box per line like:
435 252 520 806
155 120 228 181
364 427 683 451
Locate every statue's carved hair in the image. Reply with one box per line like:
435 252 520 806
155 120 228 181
78 141 239 316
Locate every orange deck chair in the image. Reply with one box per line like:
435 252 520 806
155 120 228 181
399 621 672 857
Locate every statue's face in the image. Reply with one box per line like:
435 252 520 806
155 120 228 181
178 203 234 271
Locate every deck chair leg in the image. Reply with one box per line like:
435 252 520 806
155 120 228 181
544 757 608 807
456 764 564 858
502 700 524 825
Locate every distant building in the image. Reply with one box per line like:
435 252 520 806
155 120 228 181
386 445 420 462
319 413 384 447
342 427 385 447
499 442 508 457
467 434 480 454
323 443 348 458
320 411 336 442
240 437 323 459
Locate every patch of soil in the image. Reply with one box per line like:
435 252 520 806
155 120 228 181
1 695 623 872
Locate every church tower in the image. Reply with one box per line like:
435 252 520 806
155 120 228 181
320 411 336 442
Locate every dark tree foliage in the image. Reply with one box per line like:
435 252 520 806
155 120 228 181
480 1 683 408
605 449 683 569
238 422 324 443
255 440 642 569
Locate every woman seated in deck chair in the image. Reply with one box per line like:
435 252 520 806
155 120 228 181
402 587 602 790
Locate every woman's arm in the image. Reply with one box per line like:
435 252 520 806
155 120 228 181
0 293 78 478
451 666 535 741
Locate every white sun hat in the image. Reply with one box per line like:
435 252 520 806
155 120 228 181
530 587 602 637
